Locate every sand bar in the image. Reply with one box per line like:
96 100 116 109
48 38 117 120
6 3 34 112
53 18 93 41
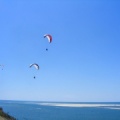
37 103 120 107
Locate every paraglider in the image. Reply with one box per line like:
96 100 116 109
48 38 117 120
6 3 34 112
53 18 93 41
29 63 39 79
44 34 52 43
44 34 52 51
29 63 39 70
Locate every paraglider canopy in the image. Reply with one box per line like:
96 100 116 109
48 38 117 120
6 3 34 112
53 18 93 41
44 34 52 43
29 63 39 70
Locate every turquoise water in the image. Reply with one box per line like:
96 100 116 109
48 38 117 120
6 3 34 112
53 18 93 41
0 100 120 120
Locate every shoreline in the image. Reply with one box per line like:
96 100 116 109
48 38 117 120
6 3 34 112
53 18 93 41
0 107 16 120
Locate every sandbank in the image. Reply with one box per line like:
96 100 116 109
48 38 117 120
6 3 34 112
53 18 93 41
38 103 120 108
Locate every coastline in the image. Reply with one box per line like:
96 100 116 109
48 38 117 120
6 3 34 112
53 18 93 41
0 107 16 120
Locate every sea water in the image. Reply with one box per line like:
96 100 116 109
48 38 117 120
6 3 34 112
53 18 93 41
0 100 120 120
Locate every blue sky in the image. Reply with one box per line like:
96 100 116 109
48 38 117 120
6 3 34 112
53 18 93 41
0 0 120 102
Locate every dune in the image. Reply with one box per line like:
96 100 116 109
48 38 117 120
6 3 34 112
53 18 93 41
0 116 7 120
0 107 16 120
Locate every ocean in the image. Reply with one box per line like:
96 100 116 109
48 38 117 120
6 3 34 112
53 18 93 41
0 100 120 120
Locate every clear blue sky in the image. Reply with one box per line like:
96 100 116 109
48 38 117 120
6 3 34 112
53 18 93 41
0 0 120 102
